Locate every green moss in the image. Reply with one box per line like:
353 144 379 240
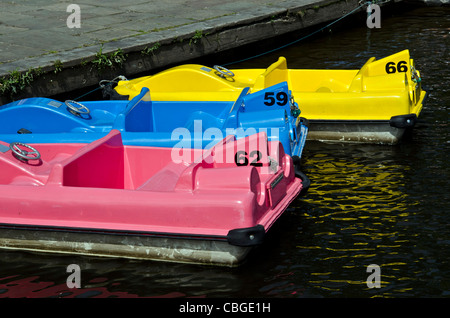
53 60 63 73
141 42 161 56
90 45 128 71
189 30 205 46
0 67 43 99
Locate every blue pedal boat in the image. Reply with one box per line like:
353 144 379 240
0 82 308 161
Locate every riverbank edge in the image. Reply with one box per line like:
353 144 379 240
0 0 435 105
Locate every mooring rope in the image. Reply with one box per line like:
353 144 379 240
222 1 373 66
72 1 373 100
73 75 127 101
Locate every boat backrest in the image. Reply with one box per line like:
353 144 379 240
58 130 126 189
222 83 292 134
173 133 272 192
364 49 411 77
348 52 411 92
113 87 153 132
348 57 376 92
222 87 251 129
243 82 291 112
253 57 289 90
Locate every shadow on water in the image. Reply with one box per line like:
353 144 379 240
1 5 449 298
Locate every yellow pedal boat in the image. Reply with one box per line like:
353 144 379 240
112 50 426 144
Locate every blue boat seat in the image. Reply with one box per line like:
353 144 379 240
184 111 224 132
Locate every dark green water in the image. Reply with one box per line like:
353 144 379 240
0 5 448 299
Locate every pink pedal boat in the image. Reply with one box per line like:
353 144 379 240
0 130 305 266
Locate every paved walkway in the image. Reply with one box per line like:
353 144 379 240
0 0 379 103
0 0 322 73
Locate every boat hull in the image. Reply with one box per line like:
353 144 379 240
307 117 414 144
0 226 252 266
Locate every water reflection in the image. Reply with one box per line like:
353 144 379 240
1 249 289 298
291 141 421 297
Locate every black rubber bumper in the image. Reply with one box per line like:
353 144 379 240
227 224 265 246
389 114 417 128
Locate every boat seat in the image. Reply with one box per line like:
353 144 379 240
316 87 332 92
0 157 47 186
8 175 45 186
184 111 222 132
348 57 376 92
0 142 77 186
137 161 190 192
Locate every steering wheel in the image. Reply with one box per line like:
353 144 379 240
213 65 235 78
65 100 90 115
9 142 41 161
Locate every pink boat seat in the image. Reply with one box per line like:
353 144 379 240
136 161 190 192
0 143 74 186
